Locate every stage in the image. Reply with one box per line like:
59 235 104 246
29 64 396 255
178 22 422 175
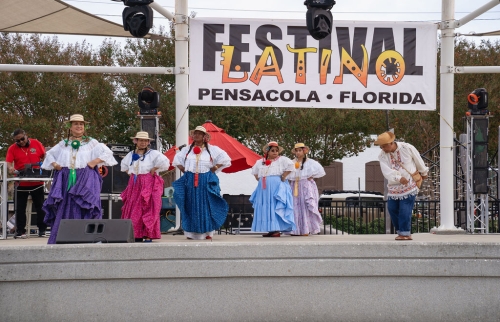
1 233 499 322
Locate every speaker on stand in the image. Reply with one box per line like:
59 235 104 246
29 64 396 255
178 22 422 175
101 144 133 220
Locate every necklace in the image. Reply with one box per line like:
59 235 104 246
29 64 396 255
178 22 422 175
20 147 29 156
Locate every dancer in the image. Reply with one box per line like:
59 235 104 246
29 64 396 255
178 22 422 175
172 125 231 240
250 141 295 237
375 131 428 240
41 114 117 244
287 143 325 236
121 131 170 242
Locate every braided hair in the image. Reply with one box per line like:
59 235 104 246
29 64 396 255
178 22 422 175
300 153 307 170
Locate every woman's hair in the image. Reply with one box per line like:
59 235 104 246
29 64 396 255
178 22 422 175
301 153 307 170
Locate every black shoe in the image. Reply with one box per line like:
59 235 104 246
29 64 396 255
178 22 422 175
38 230 46 237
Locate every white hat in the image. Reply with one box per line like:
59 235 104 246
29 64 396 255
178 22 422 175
131 131 153 140
65 114 89 123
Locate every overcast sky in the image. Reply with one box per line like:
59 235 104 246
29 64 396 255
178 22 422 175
57 0 500 47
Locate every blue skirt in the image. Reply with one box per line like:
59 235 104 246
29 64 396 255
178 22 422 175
173 171 228 233
250 175 295 232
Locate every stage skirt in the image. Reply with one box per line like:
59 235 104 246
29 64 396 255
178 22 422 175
43 167 103 244
121 174 164 239
288 178 323 235
250 175 295 232
173 171 228 236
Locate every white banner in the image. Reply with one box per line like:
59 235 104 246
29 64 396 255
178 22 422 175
189 18 437 110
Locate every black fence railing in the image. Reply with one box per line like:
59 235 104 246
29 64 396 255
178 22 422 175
218 196 500 235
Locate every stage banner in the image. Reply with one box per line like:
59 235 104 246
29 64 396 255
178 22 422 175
189 18 437 110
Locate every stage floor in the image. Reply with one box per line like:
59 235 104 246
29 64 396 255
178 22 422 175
1 231 499 246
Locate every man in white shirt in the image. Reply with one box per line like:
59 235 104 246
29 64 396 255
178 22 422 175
375 131 429 241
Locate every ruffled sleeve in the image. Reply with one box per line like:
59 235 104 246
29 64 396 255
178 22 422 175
172 146 188 167
90 140 117 167
251 160 262 176
120 151 133 172
41 140 65 170
208 144 231 173
281 156 295 172
151 150 170 172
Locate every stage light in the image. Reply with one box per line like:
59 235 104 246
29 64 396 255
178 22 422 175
121 0 154 38
304 0 336 40
138 86 160 115
467 88 488 115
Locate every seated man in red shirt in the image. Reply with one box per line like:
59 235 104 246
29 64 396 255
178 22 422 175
6 129 48 238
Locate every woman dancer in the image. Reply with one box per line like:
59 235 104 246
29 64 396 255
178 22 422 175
250 141 295 237
41 114 117 244
287 143 325 236
172 125 231 240
121 131 170 242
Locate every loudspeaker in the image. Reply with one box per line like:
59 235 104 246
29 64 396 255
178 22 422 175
101 152 131 194
55 219 135 244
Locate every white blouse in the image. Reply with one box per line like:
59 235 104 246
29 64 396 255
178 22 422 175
251 156 295 178
286 158 326 180
42 139 117 169
378 142 429 186
121 149 170 175
172 144 231 174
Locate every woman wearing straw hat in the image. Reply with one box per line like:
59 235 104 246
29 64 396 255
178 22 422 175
120 131 170 242
374 131 429 241
250 141 295 237
41 114 117 244
286 143 325 236
172 125 231 240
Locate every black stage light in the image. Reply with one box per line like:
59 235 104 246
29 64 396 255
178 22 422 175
138 86 160 115
304 0 336 40
121 0 154 38
467 88 488 115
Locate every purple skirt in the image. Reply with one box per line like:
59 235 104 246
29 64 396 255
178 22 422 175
43 167 103 244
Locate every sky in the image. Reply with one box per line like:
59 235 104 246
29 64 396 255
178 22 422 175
57 0 500 48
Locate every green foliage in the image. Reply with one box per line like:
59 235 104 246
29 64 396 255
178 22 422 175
2 32 500 163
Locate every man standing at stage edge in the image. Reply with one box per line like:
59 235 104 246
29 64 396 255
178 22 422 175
6 129 48 238
375 131 428 241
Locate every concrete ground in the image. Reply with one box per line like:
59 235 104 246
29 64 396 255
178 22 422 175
1 230 499 246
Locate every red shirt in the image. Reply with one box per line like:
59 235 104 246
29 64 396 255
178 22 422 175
6 139 46 187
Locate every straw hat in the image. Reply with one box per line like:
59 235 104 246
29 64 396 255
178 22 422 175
262 141 284 154
291 142 309 154
130 131 153 140
374 131 396 145
189 125 211 142
64 114 89 123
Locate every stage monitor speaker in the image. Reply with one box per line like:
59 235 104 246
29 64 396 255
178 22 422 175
55 219 135 244
102 147 132 194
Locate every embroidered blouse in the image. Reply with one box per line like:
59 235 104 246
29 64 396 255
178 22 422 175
285 158 326 180
121 149 170 175
378 142 429 199
42 139 117 169
172 144 231 174
251 156 294 178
